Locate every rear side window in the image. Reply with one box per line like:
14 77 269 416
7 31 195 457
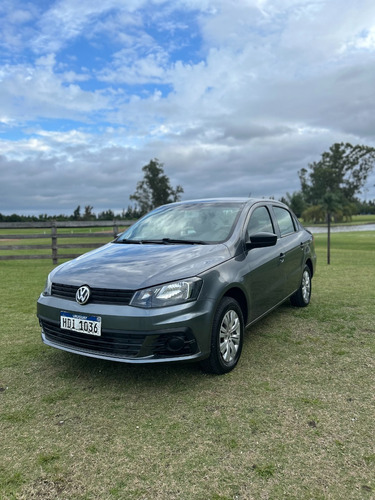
273 206 296 236
247 206 274 235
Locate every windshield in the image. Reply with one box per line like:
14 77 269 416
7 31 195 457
117 202 244 244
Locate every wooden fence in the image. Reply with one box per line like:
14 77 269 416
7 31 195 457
0 220 133 264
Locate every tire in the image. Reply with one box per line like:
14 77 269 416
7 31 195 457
200 297 244 375
290 265 312 307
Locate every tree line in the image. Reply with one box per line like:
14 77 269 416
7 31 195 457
0 206 143 223
1 145 375 223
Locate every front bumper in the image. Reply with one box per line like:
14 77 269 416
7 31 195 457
37 294 213 364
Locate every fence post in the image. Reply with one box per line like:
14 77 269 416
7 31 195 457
51 221 58 265
113 220 119 238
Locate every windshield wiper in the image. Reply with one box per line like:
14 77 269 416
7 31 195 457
115 238 207 245
114 239 142 244
161 238 207 245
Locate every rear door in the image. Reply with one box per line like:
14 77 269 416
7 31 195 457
271 205 304 297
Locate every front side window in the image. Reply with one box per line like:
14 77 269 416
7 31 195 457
247 206 274 236
273 206 296 236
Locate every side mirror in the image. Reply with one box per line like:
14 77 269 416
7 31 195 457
246 232 277 250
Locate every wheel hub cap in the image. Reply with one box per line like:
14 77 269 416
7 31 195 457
220 310 241 363
302 270 311 302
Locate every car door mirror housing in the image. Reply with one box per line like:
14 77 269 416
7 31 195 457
246 232 278 250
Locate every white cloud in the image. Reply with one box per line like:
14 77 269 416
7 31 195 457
0 62 111 126
0 0 375 215
31 0 139 53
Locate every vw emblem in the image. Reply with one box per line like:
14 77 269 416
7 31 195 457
76 285 90 305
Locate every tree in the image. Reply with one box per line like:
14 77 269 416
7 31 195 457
301 205 326 223
72 205 81 220
280 191 306 217
130 159 183 214
298 143 375 264
299 143 375 207
98 209 115 220
121 205 142 219
83 205 96 221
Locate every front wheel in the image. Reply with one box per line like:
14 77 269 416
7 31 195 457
290 265 312 307
200 297 244 375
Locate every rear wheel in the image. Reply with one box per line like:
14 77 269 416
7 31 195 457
200 297 244 374
290 265 311 307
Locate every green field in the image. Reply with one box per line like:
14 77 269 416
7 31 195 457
349 214 375 224
1 232 374 499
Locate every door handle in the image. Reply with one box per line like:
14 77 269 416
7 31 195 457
279 253 285 263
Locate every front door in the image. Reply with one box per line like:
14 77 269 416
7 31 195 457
243 206 285 322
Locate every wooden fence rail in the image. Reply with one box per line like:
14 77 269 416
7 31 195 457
0 220 133 264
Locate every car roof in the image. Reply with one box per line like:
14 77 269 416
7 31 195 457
163 197 283 207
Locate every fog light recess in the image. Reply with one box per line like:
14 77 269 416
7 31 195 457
166 336 186 352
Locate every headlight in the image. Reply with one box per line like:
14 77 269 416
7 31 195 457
42 273 52 296
130 278 202 308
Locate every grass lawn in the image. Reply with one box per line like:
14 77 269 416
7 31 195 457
1 232 374 499
350 214 375 224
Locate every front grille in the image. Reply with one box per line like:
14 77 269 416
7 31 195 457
40 319 198 359
51 283 133 305
41 319 146 357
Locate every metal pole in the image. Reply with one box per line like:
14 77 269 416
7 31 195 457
327 211 331 265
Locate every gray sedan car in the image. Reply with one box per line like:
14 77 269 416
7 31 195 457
37 198 316 374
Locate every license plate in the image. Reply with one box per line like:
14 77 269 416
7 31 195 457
60 312 102 336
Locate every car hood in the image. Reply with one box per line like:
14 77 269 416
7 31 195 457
51 242 232 289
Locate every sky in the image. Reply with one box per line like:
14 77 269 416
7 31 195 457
1 0 375 216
